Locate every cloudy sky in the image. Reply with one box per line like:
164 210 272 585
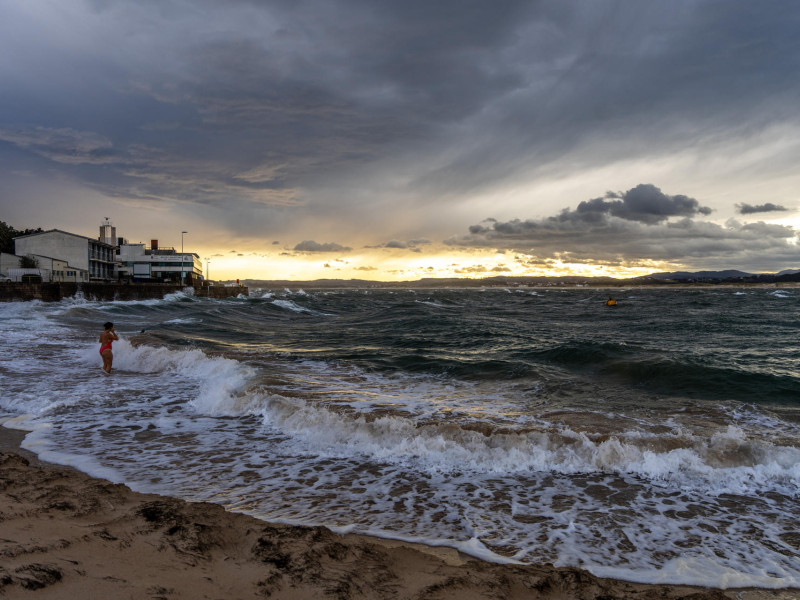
1 0 799 280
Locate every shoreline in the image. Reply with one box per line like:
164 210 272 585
0 281 247 303
2 426 795 599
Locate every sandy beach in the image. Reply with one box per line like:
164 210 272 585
3 427 795 600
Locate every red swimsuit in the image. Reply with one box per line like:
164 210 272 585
99 340 113 354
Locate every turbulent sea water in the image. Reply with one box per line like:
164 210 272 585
1 286 799 588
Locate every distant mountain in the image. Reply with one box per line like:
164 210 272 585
239 269 800 289
241 275 622 289
646 270 754 281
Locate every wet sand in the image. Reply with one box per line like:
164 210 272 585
0 426 794 599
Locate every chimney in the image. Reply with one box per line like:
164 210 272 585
151 239 158 250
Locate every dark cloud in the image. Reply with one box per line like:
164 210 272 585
465 185 712 233
0 0 538 230
6 1 797 205
570 185 712 225
401 2 800 199
469 219 496 235
736 203 789 215
447 185 800 271
1 0 799 264
0 127 115 165
375 238 431 252
463 184 711 239
293 240 352 252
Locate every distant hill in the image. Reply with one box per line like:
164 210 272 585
239 275 625 289
646 270 754 281
642 269 800 284
237 268 800 289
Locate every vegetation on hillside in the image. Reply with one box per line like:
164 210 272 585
0 220 43 255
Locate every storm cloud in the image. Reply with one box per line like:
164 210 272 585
373 239 431 252
568 185 712 225
0 127 115 165
293 240 352 253
1 1 799 275
736 203 790 215
448 185 800 271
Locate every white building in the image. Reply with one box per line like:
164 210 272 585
0 252 20 277
14 229 116 281
117 241 202 283
7 254 88 282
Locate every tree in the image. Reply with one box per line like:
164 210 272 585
0 221 15 254
0 221 43 254
19 254 39 269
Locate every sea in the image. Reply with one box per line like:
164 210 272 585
1 286 798 589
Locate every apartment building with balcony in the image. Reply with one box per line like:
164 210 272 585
14 229 115 281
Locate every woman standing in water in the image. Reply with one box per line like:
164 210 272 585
99 322 119 374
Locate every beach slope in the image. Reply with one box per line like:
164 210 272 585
0 446 771 599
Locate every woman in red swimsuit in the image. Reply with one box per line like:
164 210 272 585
99 321 119 374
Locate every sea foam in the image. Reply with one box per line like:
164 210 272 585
76 340 256 415
183 379 800 498
3 289 799 590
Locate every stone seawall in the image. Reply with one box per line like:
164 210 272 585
0 283 248 302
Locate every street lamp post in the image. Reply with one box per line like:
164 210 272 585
206 258 210 281
181 231 188 283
